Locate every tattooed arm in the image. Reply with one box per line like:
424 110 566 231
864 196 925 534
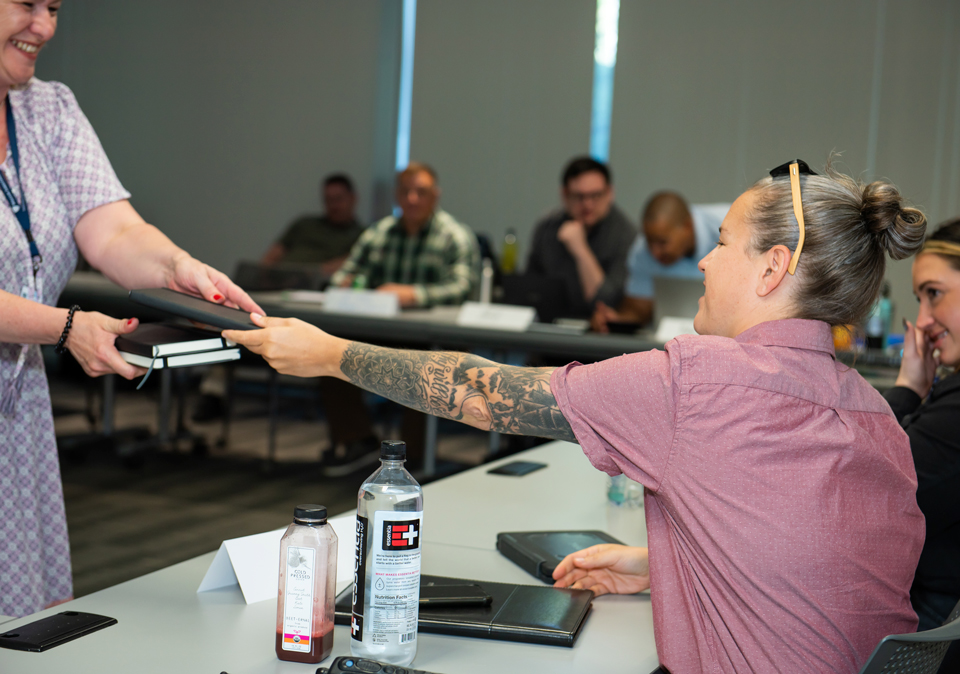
339 342 575 441
224 314 576 442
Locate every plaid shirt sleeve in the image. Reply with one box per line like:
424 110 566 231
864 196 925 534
329 224 379 287
412 214 480 307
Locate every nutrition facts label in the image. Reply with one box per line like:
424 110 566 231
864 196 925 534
369 510 422 646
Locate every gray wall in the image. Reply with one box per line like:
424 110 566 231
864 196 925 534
37 0 393 274
37 0 958 326
408 0 596 264
609 0 960 326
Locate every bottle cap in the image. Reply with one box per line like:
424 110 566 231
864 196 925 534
293 504 327 524
381 440 406 460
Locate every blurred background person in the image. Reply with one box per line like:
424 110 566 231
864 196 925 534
526 156 635 318
592 191 728 332
331 161 479 308
260 173 363 278
321 162 479 476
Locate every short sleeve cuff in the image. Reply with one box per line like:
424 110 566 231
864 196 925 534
550 364 623 476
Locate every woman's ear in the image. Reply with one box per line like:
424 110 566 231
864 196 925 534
757 245 792 297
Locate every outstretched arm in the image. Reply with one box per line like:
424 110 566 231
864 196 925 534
225 315 576 443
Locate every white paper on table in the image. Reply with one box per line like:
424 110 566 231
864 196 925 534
655 316 698 343
197 514 356 604
456 301 536 332
323 288 399 317
281 290 326 304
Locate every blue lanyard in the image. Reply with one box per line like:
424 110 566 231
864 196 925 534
0 95 40 276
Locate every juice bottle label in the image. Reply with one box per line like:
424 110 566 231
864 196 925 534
363 510 422 647
281 545 316 652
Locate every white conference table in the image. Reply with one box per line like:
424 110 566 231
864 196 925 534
0 442 658 674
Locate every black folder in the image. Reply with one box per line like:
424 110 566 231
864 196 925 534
334 575 593 647
128 288 258 331
497 530 625 584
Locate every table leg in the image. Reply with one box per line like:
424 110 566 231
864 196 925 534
101 374 115 437
424 412 438 476
158 367 172 445
267 368 279 464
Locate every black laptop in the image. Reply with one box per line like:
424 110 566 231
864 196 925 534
501 274 573 324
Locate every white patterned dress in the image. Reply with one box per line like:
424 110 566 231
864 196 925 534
0 79 129 617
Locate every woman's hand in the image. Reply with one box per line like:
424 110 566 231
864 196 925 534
223 313 347 378
167 253 263 314
552 544 650 596
895 319 937 398
66 312 147 380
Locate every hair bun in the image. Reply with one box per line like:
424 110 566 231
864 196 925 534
860 181 926 260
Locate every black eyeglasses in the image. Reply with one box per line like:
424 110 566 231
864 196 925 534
768 159 817 275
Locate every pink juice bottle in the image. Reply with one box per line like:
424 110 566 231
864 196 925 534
276 504 338 663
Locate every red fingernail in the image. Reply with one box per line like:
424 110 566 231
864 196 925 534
127 319 134 325
214 294 223 301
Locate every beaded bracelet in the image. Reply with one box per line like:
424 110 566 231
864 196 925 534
55 305 80 354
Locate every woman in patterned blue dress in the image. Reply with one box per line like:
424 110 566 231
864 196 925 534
0 0 260 617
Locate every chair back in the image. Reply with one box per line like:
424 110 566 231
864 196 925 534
857 599 960 674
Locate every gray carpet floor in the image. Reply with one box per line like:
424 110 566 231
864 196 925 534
51 370 489 599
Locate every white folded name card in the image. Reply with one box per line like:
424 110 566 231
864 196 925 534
456 301 536 332
197 514 356 604
323 288 399 317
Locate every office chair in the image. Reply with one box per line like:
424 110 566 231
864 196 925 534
857 598 960 673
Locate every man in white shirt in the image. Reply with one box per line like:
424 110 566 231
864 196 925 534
591 192 729 331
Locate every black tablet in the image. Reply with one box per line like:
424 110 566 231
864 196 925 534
128 288 259 331
497 530 626 583
487 460 547 476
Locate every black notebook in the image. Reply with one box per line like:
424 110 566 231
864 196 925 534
335 574 593 648
115 322 232 358
497 531 625 584
119 348 241 370
128 288 259 331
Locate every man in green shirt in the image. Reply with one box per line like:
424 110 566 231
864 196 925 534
262 173 364 276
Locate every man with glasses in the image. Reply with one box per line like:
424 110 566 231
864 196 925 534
525 157 636 318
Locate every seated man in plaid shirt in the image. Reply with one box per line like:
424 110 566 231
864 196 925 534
330 162 480 307
322 162 480 475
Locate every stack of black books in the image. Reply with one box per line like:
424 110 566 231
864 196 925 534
116 322 240 370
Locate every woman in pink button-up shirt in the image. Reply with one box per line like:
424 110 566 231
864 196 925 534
231 162 928 673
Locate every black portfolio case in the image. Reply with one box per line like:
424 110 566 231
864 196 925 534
496 530 625 583
335 575 593 647
128 288 258 331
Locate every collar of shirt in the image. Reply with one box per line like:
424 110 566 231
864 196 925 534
388 212 435 239
734 318 836 357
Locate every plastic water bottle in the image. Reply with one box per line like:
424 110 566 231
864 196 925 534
479 258 494 304
350 441 423 666
606 474 646 547
607 474 644 508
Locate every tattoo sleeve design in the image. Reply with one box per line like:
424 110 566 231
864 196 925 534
339 344 576 443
